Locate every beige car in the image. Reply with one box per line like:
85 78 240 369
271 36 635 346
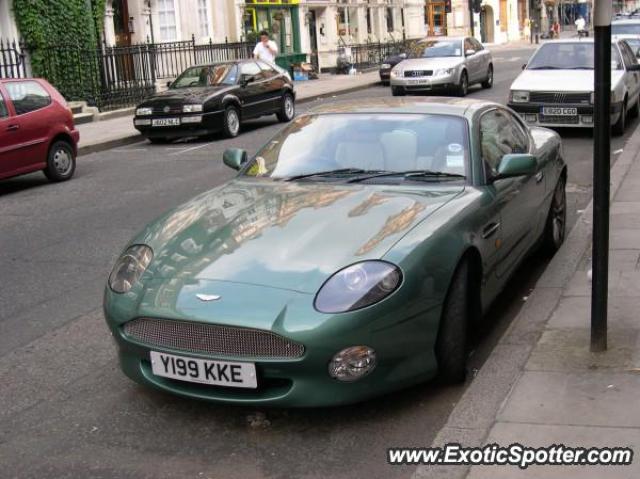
390 37 494 97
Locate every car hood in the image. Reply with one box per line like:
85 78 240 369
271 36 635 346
511 69 625 92
398 57 463 70
137 179 464 294
140 86 231 106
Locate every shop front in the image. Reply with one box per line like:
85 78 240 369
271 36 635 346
242 0 305 72
425 1 448 36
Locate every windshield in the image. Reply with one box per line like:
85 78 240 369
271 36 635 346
526 43 623 70
409 40 462 58
612 23 640 35
172 64 238 88
242 113 469 180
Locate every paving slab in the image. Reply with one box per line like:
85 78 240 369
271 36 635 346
498 371 640 427
548 296 640 330
468 422 640 479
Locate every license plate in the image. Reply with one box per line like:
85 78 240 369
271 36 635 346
409 79 429 85
541 107 577 116
150 351 257 389
152 118 180 127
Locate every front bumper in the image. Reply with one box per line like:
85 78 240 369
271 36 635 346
390 74 456 92
508 102 624 128
133 110 225 139
379 69 391 81
104 279 442 407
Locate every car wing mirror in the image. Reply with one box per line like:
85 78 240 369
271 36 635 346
240 74 254 87
223 148 248 170
491 154 538 182
522 63 527 70
465 49 476 56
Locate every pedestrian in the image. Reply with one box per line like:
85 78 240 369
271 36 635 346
553 20 560 39
253 30 278 63
524 18 531 41
575 15 587 37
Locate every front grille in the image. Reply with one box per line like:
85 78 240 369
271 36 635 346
123 318 305 359
404 70 433 77
152 105 183 114
539 114 580 124
529 92 591 104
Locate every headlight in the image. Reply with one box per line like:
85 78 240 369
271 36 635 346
109 245 154 294
314 261 402 313
390 69 401 78
136 107 152 116
510 91 530 103
381 63 392 69
183 104 203 113
434 68 454 76
329 346 377 381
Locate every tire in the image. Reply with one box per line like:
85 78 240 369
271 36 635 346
222 105 241 138
481 65 494 89
435 259 470 384
613 99 627 136
391 86 405 96
541 176 567 255
456 70 469 97
276 93 295 122
148 137 170 144
381 80 390 86
630 94 640 119
43 140 75 182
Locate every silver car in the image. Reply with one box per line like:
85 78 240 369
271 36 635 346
612 19 640 36
389 37 493 97
508 39 640 134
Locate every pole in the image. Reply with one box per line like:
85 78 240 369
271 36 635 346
591 0 612 352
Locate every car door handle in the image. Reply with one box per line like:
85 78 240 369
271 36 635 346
482 222 500 239
535 170 544 183
6 124 19 131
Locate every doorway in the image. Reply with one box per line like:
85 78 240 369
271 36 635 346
112 0 132 47
425 2 447 36
308 10 319 72
480 6 495 43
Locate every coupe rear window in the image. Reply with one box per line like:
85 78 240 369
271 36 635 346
244 113 469 179
172 64 238 88
612 23 640 35
409 40 462 58
526 43 623 70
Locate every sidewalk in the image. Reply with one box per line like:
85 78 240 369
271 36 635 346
76 71 380 155
415 128 640 478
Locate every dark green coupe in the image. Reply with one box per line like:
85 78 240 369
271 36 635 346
104 98 566 407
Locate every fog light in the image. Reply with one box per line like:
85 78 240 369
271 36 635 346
328 346 376 382
181 115 203 124
134 119 151 126
525 114 537 123
581 115 593 124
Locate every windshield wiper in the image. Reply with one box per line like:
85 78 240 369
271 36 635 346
348 170 466 183
283 168 387 181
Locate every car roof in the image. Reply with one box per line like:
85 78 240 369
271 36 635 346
612 19 640 24
306 97 497 117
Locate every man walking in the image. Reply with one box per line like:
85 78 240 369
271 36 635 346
253 30 278 63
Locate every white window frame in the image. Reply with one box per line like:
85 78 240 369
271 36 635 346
156 0 180 42
197 0 213 40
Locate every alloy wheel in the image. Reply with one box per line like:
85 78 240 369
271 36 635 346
227 109 240 136
552 181 566 246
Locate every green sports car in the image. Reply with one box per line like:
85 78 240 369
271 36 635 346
104 98 566 407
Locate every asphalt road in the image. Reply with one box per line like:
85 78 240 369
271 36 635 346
0 47 636 479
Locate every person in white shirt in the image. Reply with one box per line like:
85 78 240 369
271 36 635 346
253 31 278 63
575 16 586 33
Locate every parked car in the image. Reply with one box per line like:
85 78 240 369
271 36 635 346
508 39 640 134
379 52 408 85
612 18 640 36
0 78 79 182
105 98 566 407
389 37 493 97
133 60 296 143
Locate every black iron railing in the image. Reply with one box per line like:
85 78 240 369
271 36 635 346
0 38 28 79
331 39 413 73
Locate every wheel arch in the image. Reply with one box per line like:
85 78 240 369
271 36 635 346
49 132 76 156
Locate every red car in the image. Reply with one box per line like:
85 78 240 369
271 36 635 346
0 78 79 182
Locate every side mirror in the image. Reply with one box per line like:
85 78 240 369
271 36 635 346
166 81 172 88
465 49 476 56
492 154 538 181
223 148 248 170
522 63 527 70
240 74 254 87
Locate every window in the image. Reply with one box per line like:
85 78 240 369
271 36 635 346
480 109 529 178
157 0 177 41
470 38 484 51
366 8 372 34
0 93 8 118
386 7 395 32
5 81 51 115
619 42 638 68
240 62 262 78
257 61 277 79
464 38 475 54
197 0 210 38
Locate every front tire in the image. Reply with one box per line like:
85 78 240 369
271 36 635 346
613 99 627 136
435 259 470 383
630 94 640 119
148 137 170 144
43 140 76 182
391 86 405 96
223 105 241 138
456 71 469 97
276 93 295 122
541 176 567 254
481 65 494 89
